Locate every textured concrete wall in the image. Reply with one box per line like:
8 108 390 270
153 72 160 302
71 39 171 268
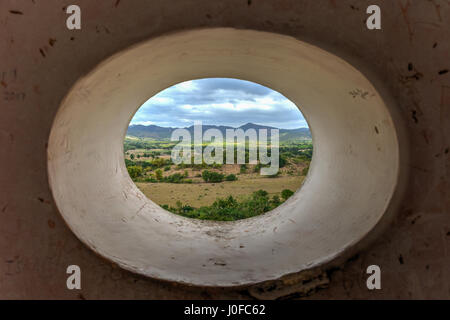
0 0 449 299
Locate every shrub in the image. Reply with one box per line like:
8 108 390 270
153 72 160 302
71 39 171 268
253 163 261 173
163 173 184 183
202 170 224 183
152 157 166 168
127 165 142 179
281 189 294 200
166 190 276 221
155 169 163 180
125 159 135 167
271 195 281 205
225 174 237 181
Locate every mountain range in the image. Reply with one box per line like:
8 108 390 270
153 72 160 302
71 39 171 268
127 123 311 141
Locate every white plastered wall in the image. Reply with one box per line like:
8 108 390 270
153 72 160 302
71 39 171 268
47 28 402 286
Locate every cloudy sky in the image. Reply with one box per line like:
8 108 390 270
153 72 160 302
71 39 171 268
130 78 308 129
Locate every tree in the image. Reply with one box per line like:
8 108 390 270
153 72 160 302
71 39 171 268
130 153 135 160
202 170 224 183
152 157 166 168
271 195 281 205
127 165 142 179
281 189 294 200
202 170 210 182
125 159 135 167
165 189 284 221
155 169 163 180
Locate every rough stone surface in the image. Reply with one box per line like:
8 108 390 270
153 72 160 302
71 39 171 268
0 0 449 299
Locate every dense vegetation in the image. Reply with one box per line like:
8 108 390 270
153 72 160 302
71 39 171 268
161 189 295 221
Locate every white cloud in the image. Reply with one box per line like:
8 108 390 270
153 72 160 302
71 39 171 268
130 78 308 129
175 80 197 92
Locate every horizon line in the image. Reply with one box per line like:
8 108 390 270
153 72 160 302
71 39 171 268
128 122 310 130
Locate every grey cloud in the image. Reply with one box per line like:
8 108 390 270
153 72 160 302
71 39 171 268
131 78 307 129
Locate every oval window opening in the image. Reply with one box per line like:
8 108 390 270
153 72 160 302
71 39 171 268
124 78 312 221
48 29 401 286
